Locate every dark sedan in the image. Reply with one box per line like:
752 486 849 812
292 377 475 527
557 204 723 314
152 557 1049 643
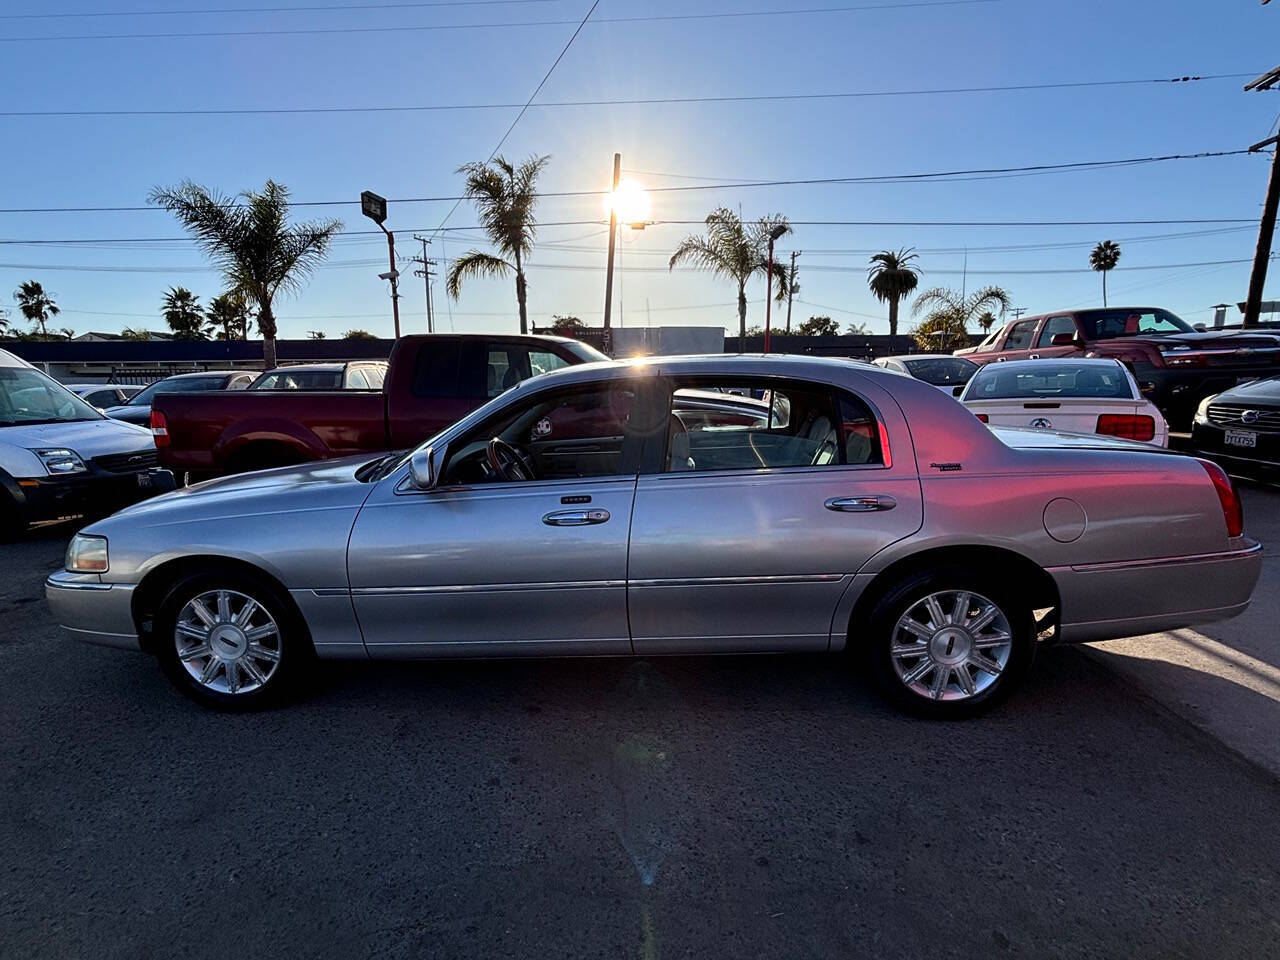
104 370 255 425
1192 375 1280 476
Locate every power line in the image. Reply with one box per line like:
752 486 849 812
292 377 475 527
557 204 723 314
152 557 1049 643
427 0 601 240
0 149 1257 214
0 0 558 20
1 73 1250 118
0 1 997 42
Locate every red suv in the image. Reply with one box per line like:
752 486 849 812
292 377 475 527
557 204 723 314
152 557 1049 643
957 307 1280 428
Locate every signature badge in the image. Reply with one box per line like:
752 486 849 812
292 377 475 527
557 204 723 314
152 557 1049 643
1029 417 1053 429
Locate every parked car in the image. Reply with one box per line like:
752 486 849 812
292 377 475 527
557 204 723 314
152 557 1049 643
0 349 168 539
960 358 1169 446
873 354 978 395
247 361 388 391
49 354 1259 718
104 370 255 425
1191 374 1280 476
152 334 607 478
955 307 1280 428
64 383 141 410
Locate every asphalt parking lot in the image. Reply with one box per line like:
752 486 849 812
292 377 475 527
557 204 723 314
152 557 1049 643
4 494 1280 960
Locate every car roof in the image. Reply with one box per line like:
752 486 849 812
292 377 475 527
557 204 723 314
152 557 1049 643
515 352 906 390
972 356 1124 371
259 362 359 374
0 348 36 370
878 354 974 362
154 370 242 381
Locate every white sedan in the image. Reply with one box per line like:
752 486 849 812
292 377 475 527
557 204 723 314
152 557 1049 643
959 357 1169 447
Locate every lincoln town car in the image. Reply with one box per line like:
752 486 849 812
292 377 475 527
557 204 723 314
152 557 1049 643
47 355 1262 718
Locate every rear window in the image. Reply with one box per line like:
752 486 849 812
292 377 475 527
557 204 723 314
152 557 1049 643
901 357 977 386
967 363 1134 400
1076 308 1193 340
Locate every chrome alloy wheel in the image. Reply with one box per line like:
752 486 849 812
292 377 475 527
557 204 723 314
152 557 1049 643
890 590 1013 702
174 589 282 695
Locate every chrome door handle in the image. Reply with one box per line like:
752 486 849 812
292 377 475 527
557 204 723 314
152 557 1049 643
1029 353 1040 360
825 495 897 513
542 509 611 526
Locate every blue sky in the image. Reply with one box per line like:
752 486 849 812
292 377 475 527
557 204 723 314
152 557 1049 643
1 0 1277 340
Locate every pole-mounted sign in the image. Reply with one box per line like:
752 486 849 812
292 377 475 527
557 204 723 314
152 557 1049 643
361 190 388 225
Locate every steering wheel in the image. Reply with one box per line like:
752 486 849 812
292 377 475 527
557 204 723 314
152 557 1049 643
486 437 535 483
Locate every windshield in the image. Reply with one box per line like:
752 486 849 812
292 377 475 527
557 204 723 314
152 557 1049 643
562 341 611 364
966 362 1134 400
132 376 227 406
0 367 103 425
902 357 978 385
1077 308 1194 340
250 369 343 390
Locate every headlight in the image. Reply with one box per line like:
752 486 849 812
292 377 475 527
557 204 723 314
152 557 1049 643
1194 395 1215 424
32 448 87 475
66 534 109 573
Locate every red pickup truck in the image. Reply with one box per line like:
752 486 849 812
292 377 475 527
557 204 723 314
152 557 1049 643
153 334 606 478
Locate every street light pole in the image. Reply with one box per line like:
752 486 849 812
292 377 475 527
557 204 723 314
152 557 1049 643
763 225 788 354
601 152 621 355
361 190 400 339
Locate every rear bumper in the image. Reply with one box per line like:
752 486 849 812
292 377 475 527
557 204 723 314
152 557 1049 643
1051 540 1262 644
45 572 141 651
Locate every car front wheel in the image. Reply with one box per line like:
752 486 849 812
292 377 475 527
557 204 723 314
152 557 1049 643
154 572 310 710
866 570 1034 718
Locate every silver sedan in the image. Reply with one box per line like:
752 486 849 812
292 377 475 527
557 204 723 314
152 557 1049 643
47 355 1262 718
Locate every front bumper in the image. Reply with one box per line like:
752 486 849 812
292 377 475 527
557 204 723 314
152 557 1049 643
1191 420 1280 474
46 571 141 651
4 466 174 525
1051 539 1262 644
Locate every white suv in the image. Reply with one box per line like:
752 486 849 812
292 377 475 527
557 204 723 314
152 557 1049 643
0 349 161 539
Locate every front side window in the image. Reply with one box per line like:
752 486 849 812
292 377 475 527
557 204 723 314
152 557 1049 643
662 379 880 473
1036 316 1078 347
1076 308 1194 340
440 383 637 485
0 368 102 425
529 350 569 377
1002 320 1040 350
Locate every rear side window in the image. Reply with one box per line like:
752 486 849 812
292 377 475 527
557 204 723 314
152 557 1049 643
345 367 370 389
364 365 386 389
412 342 465 398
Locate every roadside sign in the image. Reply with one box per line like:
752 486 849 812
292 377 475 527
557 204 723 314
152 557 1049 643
361 190 388 225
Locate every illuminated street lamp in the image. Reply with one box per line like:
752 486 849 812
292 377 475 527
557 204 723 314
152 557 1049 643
602 155 651 351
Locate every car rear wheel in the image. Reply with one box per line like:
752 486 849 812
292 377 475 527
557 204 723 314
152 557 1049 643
866 569 1034 718
154 571 311 710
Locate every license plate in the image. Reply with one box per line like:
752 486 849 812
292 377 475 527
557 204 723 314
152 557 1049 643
136 472 153 488
1224 429 1257 449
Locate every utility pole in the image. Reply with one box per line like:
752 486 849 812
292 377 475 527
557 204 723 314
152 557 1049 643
601 152 621 355
784 250 799 334
411 235 437 333
1010 307 1028 321
1243 65 1280 328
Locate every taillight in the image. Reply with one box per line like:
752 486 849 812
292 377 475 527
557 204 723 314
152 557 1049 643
150 409 169 448
974 413 989 423
1198 458 1244 538
1096 413 1155 442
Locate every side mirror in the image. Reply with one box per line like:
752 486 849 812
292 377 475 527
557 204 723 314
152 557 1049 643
1050 332 1080 347
1193 323 1207 332
408 444 443 490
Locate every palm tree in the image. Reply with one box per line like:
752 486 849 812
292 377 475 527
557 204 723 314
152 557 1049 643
910 285 1012 352
867 248 921 337
14 280 60 337
445 155 549 335
1090 240 1121 307
149 180 341 368
669 207 792 352
161 287 207 339
977 310 1000 333
206 291 252 341
0 306 9 336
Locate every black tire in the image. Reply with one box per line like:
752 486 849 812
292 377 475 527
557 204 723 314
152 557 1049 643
153 569 313 711
865 567 1035 719
0 493 28 542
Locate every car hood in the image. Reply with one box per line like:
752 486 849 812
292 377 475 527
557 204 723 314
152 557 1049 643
989 424 1165 452
1207 375 1280 405
103 403 148 416
0 417 152 457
